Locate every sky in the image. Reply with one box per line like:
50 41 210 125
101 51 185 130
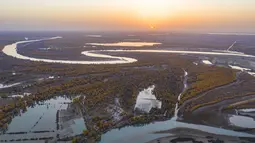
1 0 255 32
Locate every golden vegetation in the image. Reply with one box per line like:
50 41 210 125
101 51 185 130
223 93 255 110
181 66 236 103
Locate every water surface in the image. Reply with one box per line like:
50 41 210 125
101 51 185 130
0 96 86 141
100 119 255 143
134 85 162 113
229 115 255 128
3 37 255 65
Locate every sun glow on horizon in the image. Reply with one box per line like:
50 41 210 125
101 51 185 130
1 0 255 32
130 0 187 28
132 0 182 20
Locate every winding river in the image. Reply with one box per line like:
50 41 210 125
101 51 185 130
2 37 255 142
2 37 255 65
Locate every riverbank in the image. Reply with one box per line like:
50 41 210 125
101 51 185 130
147 127 255 143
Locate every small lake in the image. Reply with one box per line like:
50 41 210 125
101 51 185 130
0 96 86 142
134 85 162 113
229 114 255 128
86 42 161 47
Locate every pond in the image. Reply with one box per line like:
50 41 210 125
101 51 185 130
0 96 86 142
229 114 255 128
134 85 162 113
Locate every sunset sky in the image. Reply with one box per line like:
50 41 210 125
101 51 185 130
1 0 255 32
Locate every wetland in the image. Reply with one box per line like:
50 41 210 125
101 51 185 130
1 32 255 143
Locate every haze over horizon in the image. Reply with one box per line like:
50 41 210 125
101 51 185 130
1 0 255 33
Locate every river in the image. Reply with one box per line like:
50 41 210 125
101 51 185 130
2 37 255 65
99 71 254 143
